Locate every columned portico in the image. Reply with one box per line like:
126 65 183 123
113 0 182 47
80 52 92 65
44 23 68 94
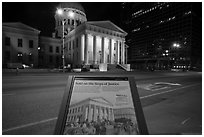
77 34 126 66
66 21 127 67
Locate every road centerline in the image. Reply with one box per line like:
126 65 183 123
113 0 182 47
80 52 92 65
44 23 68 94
2 117 58 133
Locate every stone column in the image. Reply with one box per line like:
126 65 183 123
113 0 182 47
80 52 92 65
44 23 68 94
105 108 108 120
85 106 88 121
98 106 102 120
122 41 125 64
93 35 97 64
93 105 97 121
108 108 111 121
116 40 120 64
110 108 114 121
84 33 88 64
101 107 104 119
78 36 84 64
109 38 112 64
120 41 124 64
88 105 92 122
101 37 105 63
119 41 121 64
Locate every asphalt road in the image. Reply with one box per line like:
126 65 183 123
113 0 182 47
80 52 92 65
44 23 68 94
2 71 202 135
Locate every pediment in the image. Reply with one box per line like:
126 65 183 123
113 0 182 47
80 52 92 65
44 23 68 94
3 22 40 33
90 97 113 106
86 20 127 35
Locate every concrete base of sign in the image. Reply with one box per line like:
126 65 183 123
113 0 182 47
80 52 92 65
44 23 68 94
99 63 107 72
72 68 82 72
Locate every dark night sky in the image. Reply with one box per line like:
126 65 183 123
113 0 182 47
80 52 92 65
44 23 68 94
2 2 123 37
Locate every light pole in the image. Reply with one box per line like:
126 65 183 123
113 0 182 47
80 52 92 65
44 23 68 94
62 20 65 72
56 8 74 72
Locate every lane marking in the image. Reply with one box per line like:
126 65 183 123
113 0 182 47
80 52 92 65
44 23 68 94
140 83 200 99
151 86 169 91
2 93 15 96
155 82 181 86
2 117 57 133
181 117 191 125
2 83 201 133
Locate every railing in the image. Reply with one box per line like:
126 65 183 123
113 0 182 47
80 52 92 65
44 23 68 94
117 64 131 71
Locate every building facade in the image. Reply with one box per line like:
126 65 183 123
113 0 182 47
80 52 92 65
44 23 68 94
39 36 61 68
2 22 40 68
67 97 114 123
121 2 202 70
54 2 127 68
2 3 128 69
63 21 127 67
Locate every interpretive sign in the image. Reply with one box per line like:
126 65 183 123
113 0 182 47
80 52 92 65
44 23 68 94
54 75 148 135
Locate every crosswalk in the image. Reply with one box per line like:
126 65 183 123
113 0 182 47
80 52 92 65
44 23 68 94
137 82 181 91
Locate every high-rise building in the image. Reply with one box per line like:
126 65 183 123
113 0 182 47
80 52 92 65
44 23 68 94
122 2 202 70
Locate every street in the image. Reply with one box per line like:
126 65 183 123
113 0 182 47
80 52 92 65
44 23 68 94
2 71 202 135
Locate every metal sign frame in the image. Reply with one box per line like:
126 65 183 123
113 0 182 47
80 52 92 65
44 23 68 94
54 75 149 135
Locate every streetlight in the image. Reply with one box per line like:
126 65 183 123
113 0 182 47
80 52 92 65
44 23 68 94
173 43 180 48
56 8 74 72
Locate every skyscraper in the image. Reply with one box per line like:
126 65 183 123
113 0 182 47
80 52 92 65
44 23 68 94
121 2 202 71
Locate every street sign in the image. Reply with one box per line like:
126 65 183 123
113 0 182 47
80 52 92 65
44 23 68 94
54 75 148 135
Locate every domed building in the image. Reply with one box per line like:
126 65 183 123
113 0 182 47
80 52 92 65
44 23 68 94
2 3 128 70
55 2 87 38
54 2 128 70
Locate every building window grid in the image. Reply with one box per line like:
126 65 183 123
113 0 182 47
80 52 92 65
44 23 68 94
49 56 53 63
18 39 23 47
29 40 34 48
56 46 59 53
5 51 10 60
49 46 53 53
5 37 10 46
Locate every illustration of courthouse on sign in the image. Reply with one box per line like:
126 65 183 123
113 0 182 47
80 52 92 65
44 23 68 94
67 97 115 122
65 79 137 125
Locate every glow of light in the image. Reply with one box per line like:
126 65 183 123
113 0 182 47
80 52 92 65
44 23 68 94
68 11 74 18
57 8 63 15
162 53 165 56
173 43 180 48
38 47 40 50
165 50 169 53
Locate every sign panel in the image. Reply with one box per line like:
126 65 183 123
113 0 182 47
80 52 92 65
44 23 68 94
54 76 148 135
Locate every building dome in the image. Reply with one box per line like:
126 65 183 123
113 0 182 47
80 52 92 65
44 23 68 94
58 2 85 13
55 2 87 38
